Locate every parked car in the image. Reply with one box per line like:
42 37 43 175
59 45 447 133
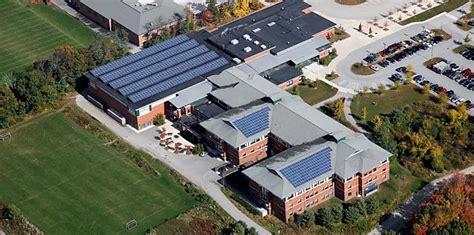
420 80 431 86
436 86 447 94
369 64 381 72
454 40 463 45
446 90 455 98
396 66 406 73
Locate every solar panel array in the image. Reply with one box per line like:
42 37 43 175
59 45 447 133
89 35 229 104
232 107 271 138
280 147 332 188
90 35 189 77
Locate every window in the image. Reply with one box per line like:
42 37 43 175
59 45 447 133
383 168 387 172
348 184 352 189
382 173 386 179
286 80 293 86
348 191 352 196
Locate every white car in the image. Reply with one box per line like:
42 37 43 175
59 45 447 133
369 64 381 72
456 98 466 105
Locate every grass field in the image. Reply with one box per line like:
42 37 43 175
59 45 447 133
0 112 196 234
350 84 430 122
400 0 469 25
290 80 338 105
0 0 95 75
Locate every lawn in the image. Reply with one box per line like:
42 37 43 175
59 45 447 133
0 0 95 75
351 84 430 122
0 112 196 234
351 62 374 75
400 0 469 25
290 80 338 105
453 44 474 53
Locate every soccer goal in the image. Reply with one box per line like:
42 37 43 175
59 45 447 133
0 132 11 141
125 219 137 230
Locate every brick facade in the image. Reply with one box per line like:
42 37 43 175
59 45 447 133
247 160 390 223
88 85 165 130
277 76 302 90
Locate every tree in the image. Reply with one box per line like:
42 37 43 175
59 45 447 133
360 107 368 120
394 81 401 90
363 85 369 94
438 93 448 104
343 206 361 224
406 64 414 83
358 22 362 31
353 200 367 216
208 0 217 14
365 197 379 214
230 220 247 235
422 83 430 94
371 115 383 130
153 114 165 126
369 27 373 35
332 98 345 118
246 227 258 235
331 204 344 223
378 84 386 94
300 210 315 228
464 34 471 43
316 207 334 227
0 83 19 128
193 144 205 155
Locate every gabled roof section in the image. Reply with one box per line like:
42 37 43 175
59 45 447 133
334 133 392 179
200 102 272 147
243 139 336 198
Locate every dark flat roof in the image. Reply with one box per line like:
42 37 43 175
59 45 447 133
192 98 226 119
207 0 336 60
260 62 302 85
88 31 232 110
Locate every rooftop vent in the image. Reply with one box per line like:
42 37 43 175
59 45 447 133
267 22 276 27
232 58 242 64
253 40 260 45
230 39 239 45
243 47 252 53
243 34 251 41
252 28 261 33
260 44 267 49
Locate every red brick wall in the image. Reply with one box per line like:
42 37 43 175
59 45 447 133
277 76 302 90
316 28 336 39
74 1 111 30
88 85 165 130
319 49 331 58
237 139 268 165
360 161 390 196
243 50 271 63
334 176 360 201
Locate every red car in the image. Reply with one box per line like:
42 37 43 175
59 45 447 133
462 68 473 78
437 87 447 94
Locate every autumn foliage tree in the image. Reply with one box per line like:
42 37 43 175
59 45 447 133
412 173 474 235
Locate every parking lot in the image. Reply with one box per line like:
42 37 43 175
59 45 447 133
335 14 473 107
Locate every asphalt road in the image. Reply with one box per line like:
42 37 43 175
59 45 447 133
369 166 474 234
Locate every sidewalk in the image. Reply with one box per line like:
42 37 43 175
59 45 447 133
75 95 270 235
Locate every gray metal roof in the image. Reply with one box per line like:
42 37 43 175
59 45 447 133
169 81 213 108
334 133 391 179
245 36 331 73
80 0 184 35
200 102 272 147
243 139 336 199
243 133 391 199
210 82 265 108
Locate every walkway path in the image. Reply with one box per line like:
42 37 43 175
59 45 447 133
75 96 270 235
369 166 474 234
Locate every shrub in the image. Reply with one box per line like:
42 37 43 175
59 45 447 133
365 197 379 214
153 114 165 126
331 204 344 223
193 144 205 155
299 211 315 228
343 206 361 224
316 207 334 226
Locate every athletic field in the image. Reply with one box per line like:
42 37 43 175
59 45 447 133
0 0 95 74
0 113 196 234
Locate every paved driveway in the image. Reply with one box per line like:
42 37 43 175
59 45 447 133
333 14 474 102
75 96 270 235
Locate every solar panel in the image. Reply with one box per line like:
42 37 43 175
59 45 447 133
100 40 201 83
90 35 189 77
232 107 271 138
128 58 229 103
108 44 207 87
118 51 220 95
280 147 332 188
